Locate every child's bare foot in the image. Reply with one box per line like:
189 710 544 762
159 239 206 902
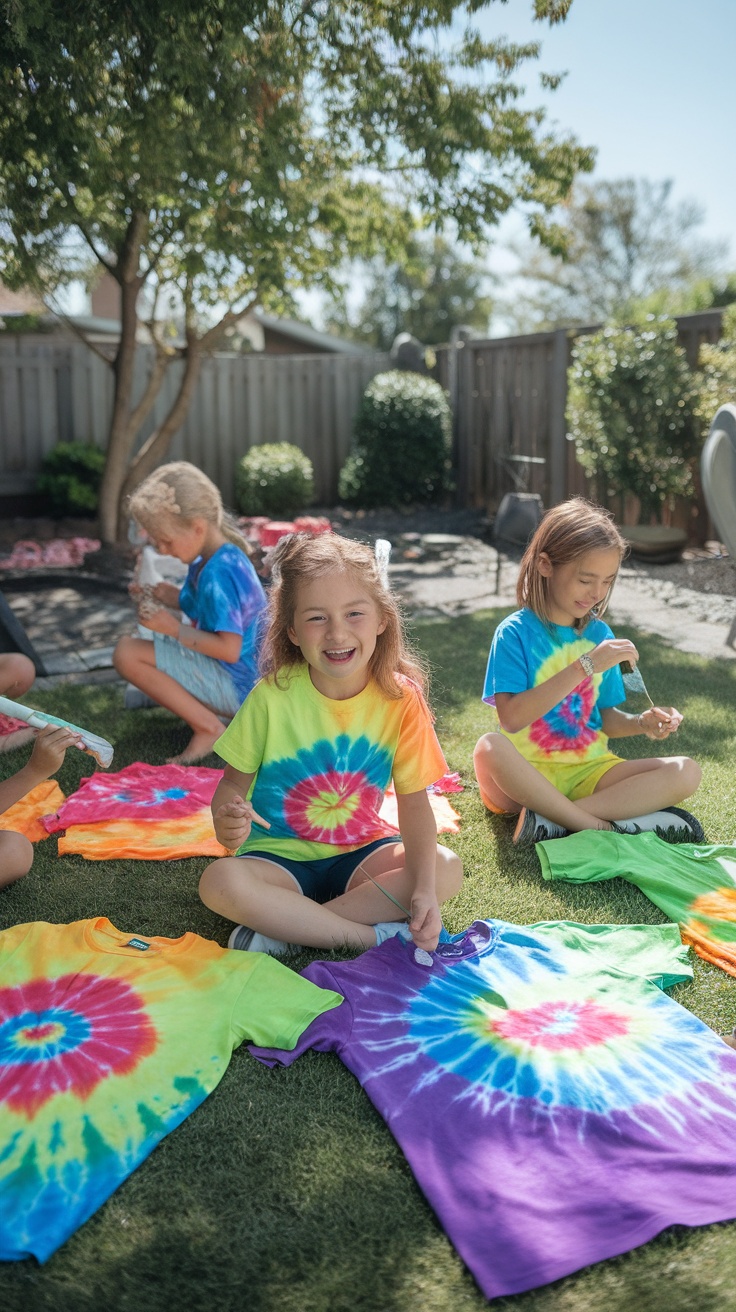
723 1031 736 1051
167 728 221 764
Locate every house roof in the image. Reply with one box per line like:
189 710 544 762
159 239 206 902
253 312 366 354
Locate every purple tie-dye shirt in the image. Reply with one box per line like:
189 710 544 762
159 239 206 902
250 919 736 1300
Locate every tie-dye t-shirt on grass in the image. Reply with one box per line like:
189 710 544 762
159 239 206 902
539 828 736 978
251 919 736 1300
41 762 222 833
180 543 267 700
215 665 447 861
0 780 65 842
483 608 626 764
0 918 342 1262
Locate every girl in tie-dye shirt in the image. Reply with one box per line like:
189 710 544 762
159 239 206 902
114 462 266 764
200 533 463 958
474 499 702 846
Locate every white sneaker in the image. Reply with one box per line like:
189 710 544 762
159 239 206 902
513 807 569 846
227 924 295 957
613 807 704 844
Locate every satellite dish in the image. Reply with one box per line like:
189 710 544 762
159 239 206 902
701 404 736 558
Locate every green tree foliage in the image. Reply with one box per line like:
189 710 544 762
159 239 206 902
695 305 736 429
339 371 452 508
324 235 494 348
503 178 727 332
566 318 699 521
0 0 592 540
235 443 314 519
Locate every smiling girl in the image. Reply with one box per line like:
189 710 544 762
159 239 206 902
199 532 462 956
473 498 702 845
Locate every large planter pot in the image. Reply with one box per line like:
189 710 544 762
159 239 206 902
619 524 687 563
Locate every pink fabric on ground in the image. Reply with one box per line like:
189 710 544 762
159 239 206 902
0 713 29 737
378 783 461 835
0 537 100 569
41 762 224 834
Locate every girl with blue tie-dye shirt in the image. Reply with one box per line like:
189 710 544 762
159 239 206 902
200 532 463 958
114 462 266 764
474 498 702 846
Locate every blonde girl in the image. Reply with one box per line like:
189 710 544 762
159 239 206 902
473 498 702 845
199 532 463 956
114 462 267 763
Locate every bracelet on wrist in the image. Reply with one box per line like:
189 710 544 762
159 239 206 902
578 652 595 678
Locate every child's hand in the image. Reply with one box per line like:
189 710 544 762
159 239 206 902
638 706 683 740
214 797 270 850
409 892 443 953
590 638 639 673
151 581 181 609
28 724 80 779
138 605 179 637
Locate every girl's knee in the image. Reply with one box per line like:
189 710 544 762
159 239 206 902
199 858 230 905
0 831 33 887
113 636 134 676
0 652 35 697
437 845 463 897
679 756 702 797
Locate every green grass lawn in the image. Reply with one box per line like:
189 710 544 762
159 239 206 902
2 612 736 1312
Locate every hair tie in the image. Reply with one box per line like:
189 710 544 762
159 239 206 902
375 538 391 587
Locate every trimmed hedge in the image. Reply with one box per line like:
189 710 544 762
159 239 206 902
235 442 314 518
339 370 452 507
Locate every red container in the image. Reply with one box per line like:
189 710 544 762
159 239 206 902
260 521 297 547
293 516 332 535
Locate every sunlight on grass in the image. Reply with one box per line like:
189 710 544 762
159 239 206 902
2 614 736 1312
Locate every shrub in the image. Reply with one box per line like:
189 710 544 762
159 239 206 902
36 441 106 517
235 442 314 518
694 304 736 429
338 370 452 508
566 318 699 521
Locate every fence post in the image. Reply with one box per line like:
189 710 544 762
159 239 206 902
548 328 569 506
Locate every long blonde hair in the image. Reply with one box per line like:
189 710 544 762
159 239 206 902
127 461 252 556
261 532 427 699
517 498 627 629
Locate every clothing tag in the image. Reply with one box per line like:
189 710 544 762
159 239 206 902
125 938 151 951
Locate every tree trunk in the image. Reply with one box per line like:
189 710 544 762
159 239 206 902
118 342 204 516
97 211 147 544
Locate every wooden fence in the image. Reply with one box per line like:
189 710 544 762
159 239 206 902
435 308 724 514
0 308 724 514
0 338 390 505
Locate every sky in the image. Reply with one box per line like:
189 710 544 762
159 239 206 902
478 0 735 240
461 0 736 326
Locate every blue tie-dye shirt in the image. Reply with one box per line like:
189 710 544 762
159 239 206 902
482 607 625 764
179 543 267 700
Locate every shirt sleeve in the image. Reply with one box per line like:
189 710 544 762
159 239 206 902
391 683 448 794
230 955 344 1051
536 829 620 885
482 613 529 705
536 920 693 990
197 552 265 637
214 681 269 775
247 961 353 1063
